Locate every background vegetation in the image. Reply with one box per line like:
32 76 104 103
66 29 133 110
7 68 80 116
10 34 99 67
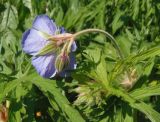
0 0 160 121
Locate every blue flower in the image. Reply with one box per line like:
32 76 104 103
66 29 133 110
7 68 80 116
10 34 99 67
22 15 77 78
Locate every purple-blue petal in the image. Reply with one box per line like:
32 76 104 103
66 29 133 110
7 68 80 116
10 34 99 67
33 15 57 35
71 41 77 52
69 53 77 69
59 53 76 77
22 29 49 55
32 55 57 78
60 27 66 33
22 15 77 78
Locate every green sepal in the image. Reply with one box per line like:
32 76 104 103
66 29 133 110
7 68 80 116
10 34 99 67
36 42 58 56
34 28 53 40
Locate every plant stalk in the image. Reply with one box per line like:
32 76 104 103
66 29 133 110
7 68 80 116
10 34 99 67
72 29 124 59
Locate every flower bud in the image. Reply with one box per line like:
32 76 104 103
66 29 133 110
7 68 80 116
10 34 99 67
55 52 70 72
120 69 137 90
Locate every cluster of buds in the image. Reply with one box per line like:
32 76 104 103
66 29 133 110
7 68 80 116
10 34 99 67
37 32 75 73
73 82 107 107
52 34 74 72
120 69 137 90
36 29 76 74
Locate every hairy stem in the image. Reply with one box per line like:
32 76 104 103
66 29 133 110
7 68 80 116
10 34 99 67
72 29 124 59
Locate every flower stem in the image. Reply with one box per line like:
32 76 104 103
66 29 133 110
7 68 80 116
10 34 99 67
73 29 124 59
72 29 132 87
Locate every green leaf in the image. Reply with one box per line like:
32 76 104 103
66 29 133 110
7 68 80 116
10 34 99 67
112 10 124 34
88 56 108 85
1 3 18 31
132 0 139 20
130 84 160 99
133 101 160 122
122 103 134 122
47 94 59 111
9 110 21 122
1 29 18 53
31 75 85 122
83 45 101 63
116 35 132 56
0 74 34 102
103 42 117 61
126 47 160 63
110 87 160 122
142 58 155 76
114 109 124 122
22 0 33 14
0 78 21 102
0 82 7 100
96 57 108 83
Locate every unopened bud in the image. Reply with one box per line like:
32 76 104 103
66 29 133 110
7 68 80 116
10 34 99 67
55 52 70 72
120 69 137 90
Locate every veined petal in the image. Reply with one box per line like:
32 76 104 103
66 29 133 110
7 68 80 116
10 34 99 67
22 29 49 55
33 15 57 35
32 55 57 78
22 15 77 78
59 53 76 77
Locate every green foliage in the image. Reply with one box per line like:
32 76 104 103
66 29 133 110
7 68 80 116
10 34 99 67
0 0 160 122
